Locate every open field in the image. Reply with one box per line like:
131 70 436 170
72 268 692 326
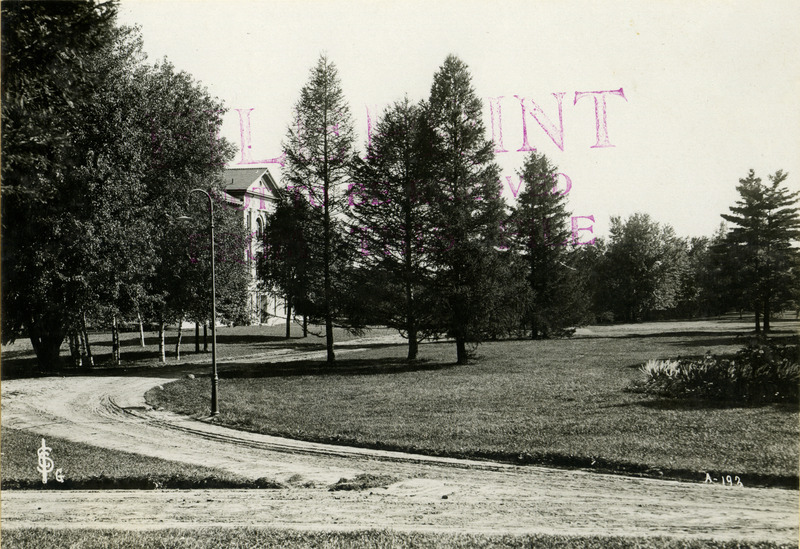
2 527 794 549
146 317 800 486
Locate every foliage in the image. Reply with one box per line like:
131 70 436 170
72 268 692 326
282 54 359 362
635 342 799 404
1 3 238 370
257 191 316 333
591 213 687 322
508 152 591 338
424 55 509 363
347 98 440 359
1 0 121 367
720 169 800 332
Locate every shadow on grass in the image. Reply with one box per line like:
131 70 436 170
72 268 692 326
220 356 456 379
635 397 799 411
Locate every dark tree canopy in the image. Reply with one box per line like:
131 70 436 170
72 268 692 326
348 97 440 359
1 2 239 370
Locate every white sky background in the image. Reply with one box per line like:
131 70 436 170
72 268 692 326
117 0 800 239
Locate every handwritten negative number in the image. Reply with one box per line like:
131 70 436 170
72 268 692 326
704 473 743 487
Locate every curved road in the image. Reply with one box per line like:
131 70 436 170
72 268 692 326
1 343 797 543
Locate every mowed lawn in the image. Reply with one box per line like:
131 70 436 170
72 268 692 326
147 318 800 485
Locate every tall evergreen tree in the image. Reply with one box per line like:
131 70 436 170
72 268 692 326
425 55 507 364
721 169 800 332
348 98 438 360
508 152 589 338
282 54 357 363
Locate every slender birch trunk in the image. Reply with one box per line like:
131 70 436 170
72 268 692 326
137 312 146 347
175 318 183 360
81 312 94 367
158 321 166 363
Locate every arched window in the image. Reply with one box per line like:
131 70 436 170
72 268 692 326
256 216 264 239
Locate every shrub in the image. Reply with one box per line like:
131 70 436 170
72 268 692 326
636 342 799 404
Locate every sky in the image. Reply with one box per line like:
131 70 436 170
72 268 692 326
117 0 800 239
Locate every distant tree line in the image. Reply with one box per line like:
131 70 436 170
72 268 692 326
259 53 800 364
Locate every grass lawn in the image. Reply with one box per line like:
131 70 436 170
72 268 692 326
147 318 800 487
0 427 278 490
1 528 793 549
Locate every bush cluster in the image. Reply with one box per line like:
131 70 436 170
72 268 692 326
636 342 799 404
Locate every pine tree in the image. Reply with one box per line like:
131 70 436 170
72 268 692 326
721 169 800 332
348 98 439 360
509 152 589 338
426 55 507 364
282 54 357 362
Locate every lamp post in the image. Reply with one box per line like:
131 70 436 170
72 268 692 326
179 188 219 416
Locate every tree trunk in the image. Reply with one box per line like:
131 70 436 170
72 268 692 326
111 315 120 365
302 315 308 338
763 300 771 333
28 318 66 373
406 290 418 360
325 317 335 363
407 330 418 361
456 336 468 365
285 296 292 339
158 321 166 363
195 322 200 353
137 312 146 347
175 318 183 360
68 331 81 367
78 325 88 364
754 308 761 333
81 313 94 367
203 321 209 352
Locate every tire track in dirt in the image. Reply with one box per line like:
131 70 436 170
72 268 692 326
2 340 798 543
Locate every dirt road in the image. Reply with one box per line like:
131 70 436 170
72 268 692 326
2 342 798 543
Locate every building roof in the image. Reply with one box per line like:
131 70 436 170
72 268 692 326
222 166 281 196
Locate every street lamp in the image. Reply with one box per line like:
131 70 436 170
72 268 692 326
178 188 219 416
